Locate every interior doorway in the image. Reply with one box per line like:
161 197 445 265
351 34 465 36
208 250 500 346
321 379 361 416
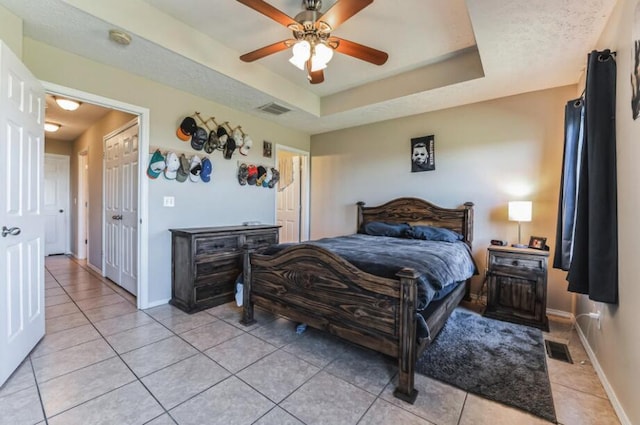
43 81 150 309
43 153 70 255
77 150 89 260
275 145 310 243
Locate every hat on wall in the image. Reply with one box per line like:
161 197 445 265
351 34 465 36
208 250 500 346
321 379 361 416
204 130 219 154
176 154 190 182
256 165 267 186
180 117 197 135
247 164 258 185
268 167 280 188
164 152 179 179
176 126 190 141
201 157 213 183
239 135 252 156
189 155 202 182
190 127 207 151
223 136 236 160
262 168 273 187
237 163 249 186
147 149 166 179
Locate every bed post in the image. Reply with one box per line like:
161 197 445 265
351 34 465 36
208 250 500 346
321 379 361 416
356 201 365 233
394 267 419 404
240 246 257 326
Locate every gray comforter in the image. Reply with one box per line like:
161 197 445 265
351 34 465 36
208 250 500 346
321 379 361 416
262 234 477 311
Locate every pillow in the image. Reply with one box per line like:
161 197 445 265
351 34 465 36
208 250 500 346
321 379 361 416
362 221 410 238
407 225 463 242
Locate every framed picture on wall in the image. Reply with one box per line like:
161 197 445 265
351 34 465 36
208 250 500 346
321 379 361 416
263 141 273 158
411 135 435 172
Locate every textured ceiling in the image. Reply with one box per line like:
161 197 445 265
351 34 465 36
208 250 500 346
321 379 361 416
0 0 617 135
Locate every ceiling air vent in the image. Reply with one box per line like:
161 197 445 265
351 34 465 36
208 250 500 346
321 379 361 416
256 102 291 116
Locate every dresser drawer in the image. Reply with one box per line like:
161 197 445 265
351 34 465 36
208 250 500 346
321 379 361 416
195 236 239 257
245 232 278 249
195 255 242 282
195 282 233 303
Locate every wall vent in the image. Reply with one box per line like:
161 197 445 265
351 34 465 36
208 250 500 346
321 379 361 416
256 102 291 115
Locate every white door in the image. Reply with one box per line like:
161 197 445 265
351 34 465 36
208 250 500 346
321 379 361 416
276 153 301 243
44 154 69 255
0 41 46 386
104 121 138 295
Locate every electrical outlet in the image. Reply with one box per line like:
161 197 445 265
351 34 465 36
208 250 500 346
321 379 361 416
163 196 175 207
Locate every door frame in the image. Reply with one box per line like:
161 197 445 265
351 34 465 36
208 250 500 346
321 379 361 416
43 81 150 309
274 145 310 242
76 150 88 260
44 153 70 255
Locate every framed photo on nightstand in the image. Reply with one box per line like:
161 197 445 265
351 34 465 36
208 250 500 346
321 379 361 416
528 236 547 250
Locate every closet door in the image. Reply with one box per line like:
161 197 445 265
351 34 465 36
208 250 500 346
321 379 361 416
104 120 138 295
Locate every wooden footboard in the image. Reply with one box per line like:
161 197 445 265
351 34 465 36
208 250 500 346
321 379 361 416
241 244 420 402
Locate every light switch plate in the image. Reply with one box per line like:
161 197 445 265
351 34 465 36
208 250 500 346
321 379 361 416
163 196 175 207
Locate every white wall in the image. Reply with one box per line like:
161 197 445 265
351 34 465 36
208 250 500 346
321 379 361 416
572 0 640 424
310 86 577 313
21 38 310 305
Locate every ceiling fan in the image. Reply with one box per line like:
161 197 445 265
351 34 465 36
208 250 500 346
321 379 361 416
237 0 389 84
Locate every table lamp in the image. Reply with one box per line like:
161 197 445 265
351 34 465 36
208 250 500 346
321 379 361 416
508 201 532 248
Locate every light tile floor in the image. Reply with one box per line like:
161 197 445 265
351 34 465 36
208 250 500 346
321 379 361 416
0 255 622 425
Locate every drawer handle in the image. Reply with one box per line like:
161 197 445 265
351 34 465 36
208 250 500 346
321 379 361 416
213 244 224 249
512 260 519 266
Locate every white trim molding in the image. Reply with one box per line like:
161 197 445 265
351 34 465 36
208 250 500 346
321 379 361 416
575 323 631 425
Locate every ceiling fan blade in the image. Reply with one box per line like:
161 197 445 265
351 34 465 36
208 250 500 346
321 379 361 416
236 0 302 30
240 40 294 62
308 69 325 84
331 37 388 65
318 0 373 31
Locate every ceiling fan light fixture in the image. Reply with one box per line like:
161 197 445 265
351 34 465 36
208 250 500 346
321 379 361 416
289 40 311 70
54 97 81 111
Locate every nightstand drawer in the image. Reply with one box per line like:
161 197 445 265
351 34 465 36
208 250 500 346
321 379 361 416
490 253 545 271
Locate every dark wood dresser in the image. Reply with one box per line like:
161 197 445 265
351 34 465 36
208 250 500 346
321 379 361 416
484 245 549 331
169 225 280 313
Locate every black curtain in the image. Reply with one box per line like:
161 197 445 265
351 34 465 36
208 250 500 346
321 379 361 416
553 99 584 271
554 49 618 304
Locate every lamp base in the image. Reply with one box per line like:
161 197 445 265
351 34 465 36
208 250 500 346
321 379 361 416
511 243 528 248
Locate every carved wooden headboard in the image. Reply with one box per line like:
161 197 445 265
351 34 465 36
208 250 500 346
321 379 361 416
356 197 474 247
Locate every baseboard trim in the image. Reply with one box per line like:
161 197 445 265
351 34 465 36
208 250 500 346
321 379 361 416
144 298 171 310
546 308 572 319
85 262 103 276
575 323 631 425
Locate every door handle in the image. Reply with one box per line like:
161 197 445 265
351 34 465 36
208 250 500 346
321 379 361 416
2 226 21 237
111 215 123 220
59 209 64 213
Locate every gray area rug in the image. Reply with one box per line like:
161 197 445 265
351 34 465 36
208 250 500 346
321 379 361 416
415 308 557 423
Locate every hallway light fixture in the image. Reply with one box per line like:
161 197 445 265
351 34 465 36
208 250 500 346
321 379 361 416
44 122 61 132
54 97 81 111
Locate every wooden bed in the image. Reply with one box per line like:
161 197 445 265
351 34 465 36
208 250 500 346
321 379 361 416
240 197 474 403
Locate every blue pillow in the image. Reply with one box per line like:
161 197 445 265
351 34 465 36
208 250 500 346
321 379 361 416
363 221 410 238
408 225 463 242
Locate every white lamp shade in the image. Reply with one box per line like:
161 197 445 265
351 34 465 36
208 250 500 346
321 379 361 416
289 40 311 70
508 201 532 222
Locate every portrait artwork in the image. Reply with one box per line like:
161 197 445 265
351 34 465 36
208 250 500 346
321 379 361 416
632 2 640 119
411 135 435 172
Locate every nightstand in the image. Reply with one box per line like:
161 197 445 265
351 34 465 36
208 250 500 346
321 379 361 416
484 245 549 331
